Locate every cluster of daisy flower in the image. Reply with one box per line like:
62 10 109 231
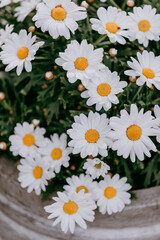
8 102 160 233
1 0 160 235
67 106 160 162
0 1 160 47
45 174 131 233
91 5 160 47
0 3 160 91
8 119 132 233
9 122 72 194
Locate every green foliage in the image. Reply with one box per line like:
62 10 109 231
0 0 160 199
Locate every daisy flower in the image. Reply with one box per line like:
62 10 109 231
81 67 127 111
0 29 44 76
0 0 21 8
15 0 41 22
0 24 13 47
128 5 160 47
90 6 130 45
95 174 131 215
44 191 96 234
124 50 160 89
83 158 110 179
38 133 72 173
63 174 98 200
32 0 87 40
67 111 112 158
55 40 104 86
153 105 160 143
17 155 55 195
110 104 158 162
9 122 46 158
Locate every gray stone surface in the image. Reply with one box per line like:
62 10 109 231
0 156 160 240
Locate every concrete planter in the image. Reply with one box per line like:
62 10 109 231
0 156 160 240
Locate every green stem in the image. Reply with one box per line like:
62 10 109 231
143 0 152 4
86 15 93 44
108 0 120 8
152 98 160 104
132 85 144 102
35 57 49 60
93 35 107 46
35 31 50 39
118 82 132 98
93 3 100 9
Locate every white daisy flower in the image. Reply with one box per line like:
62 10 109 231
63 174 98 200
9 122 46 158
153 105 160 143
81 67 127 111
0 29 44 76
55 40 104 86
32 0 87 40
17 155 55 195
0 24 13 47
38 133 72 173
15 0 41 22
83 158 110 179
44 191 96 234
95 174 131 215
90 6 130 45
128 5 160 47
124 50 160 89
67 111 112 158
0 0 21 8
110 104 158 162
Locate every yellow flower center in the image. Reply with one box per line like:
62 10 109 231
23 134 35 146
97 83 111 96
74 57 88 71
51 148 62 160
76 186 88 193
85 129 99 143
138 20 151 32
104 186 117 199
106 22 120 33
142 68 155 79
17 47 29 59
51 5 67 21
63 201 78 215
94 162 102 169
126 124 142 141
33 166 43 179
